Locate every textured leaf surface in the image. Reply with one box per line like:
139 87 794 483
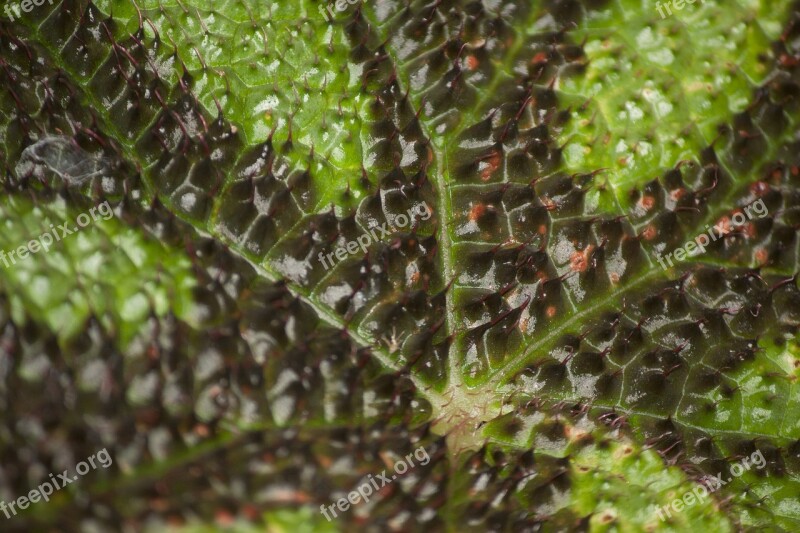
1 0 799 531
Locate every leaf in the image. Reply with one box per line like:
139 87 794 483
1 0 799 530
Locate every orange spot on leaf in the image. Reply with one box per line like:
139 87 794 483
215 510 235 526
480 151 502 181
469 204 487 221
670 188 686 201
751 181 770 196
531 52 548 64
642 225 657 240
569 245 595 273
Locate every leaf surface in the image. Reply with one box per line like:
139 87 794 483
1 0 800 530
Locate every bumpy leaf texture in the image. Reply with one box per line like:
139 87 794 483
1 0 799 531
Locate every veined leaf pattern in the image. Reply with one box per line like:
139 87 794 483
0 0 799 531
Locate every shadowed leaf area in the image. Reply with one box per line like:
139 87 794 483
0 0 799 531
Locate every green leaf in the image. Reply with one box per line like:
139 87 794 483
1 0 799 530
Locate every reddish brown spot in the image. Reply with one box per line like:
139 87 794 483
151 498 170 512
792 166 799 176
466 55 479 70
751 181 770 196
531 51 548 64
469 203 487 221
639 195 655 211
670 188 685 201
570 245 594 273
570 251 588 272
600 512 615 524
756 248 769 265
166 516 185 527
546 306 557 318
743 222 757 238
215 509 235 526
147 344 159 360
642 225 657 240
779 54 800 67
714 216 733 236
538 224 548 235
242 505 259 521
480 151 502 181
410 271 421 284
194 424 210 437
609 272 620 284
617 157 628 166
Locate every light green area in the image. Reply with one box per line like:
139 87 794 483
480 413 735 530
7 0 800 530
0 195 197 346
560 0 790 206
95 0 370 211
570 439 733 532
